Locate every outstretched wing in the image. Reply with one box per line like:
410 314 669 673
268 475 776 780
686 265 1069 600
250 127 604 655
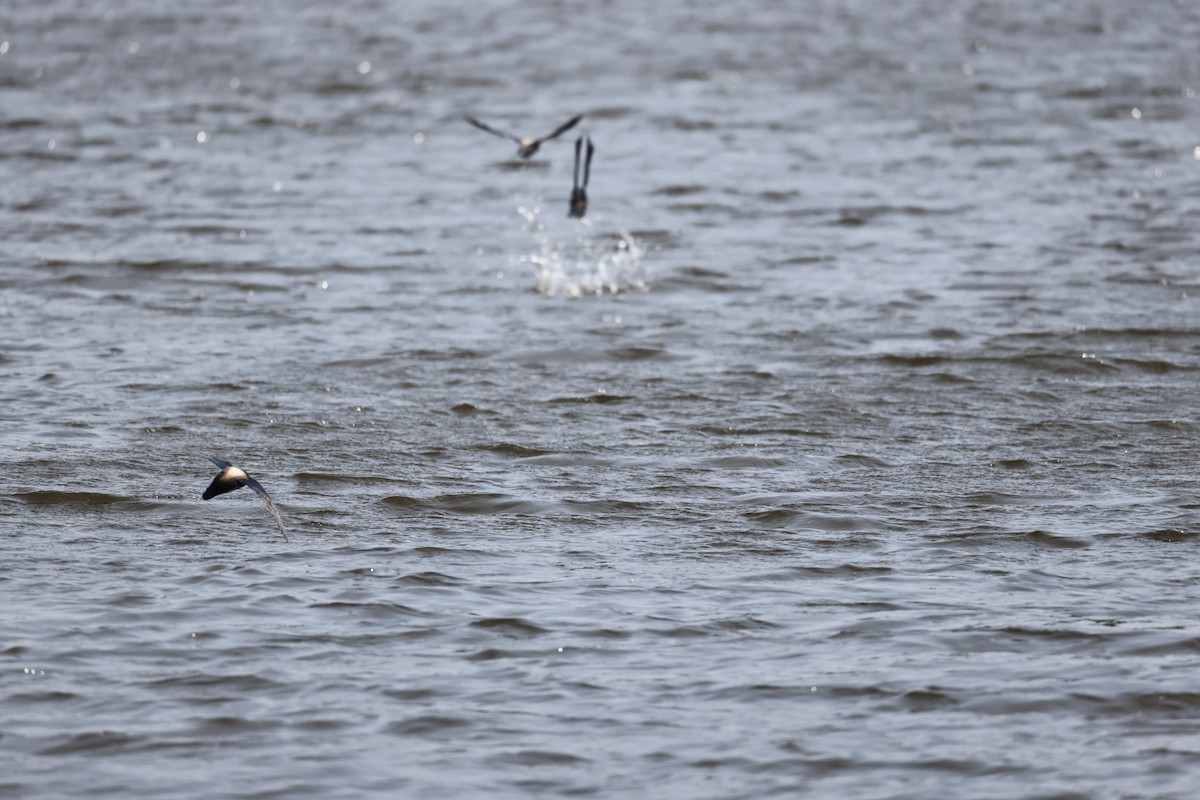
465 116 522 144
583 138 595 187
573 136 582 187
242 476 289 542
178 451 233 470
539 114 582 144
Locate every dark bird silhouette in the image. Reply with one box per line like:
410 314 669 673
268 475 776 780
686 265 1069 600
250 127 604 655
569 136 594 219
465 113 583 159
194 455 288 542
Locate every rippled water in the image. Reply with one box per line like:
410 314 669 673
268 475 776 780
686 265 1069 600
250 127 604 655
5 1 1200 798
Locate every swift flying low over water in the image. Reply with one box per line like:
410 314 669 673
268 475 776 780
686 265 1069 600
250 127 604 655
465 113 583 159
190 454 288 542
569 135 594 218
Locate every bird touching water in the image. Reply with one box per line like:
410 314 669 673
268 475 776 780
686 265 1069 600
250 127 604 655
465 113 583 159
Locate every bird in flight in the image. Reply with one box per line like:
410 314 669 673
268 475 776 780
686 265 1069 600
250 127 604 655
569 136 594 219
193 455 288 542
465 113 583 159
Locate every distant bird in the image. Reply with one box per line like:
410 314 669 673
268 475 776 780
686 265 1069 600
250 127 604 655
465 113 583 159
569 136 594 219
194 455 288 542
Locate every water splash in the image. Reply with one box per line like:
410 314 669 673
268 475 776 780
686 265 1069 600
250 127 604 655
515 205 647 298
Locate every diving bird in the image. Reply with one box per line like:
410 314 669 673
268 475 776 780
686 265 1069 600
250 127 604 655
569 135 594 219
465 113 583 159
195 455 288 542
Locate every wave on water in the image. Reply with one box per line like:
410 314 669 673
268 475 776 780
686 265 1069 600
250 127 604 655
514 206 647 298
14 490 132 507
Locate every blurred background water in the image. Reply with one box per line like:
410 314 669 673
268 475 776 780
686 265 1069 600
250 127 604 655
4 1 1200 798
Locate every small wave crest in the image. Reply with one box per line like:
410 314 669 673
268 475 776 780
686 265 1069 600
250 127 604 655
14 490 128 507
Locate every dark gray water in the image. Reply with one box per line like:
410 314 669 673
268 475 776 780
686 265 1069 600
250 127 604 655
4 1 1200 798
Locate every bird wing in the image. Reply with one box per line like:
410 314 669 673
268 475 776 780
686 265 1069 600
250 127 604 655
242 476 289 542
539 114 583 143
573 136 582 187
178 451 233 470
465 116 522 144
583 138 595 187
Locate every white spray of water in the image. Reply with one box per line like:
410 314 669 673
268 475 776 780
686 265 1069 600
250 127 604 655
514 205 647 298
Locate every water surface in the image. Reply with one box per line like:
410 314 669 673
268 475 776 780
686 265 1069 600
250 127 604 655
4 2 1200 798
